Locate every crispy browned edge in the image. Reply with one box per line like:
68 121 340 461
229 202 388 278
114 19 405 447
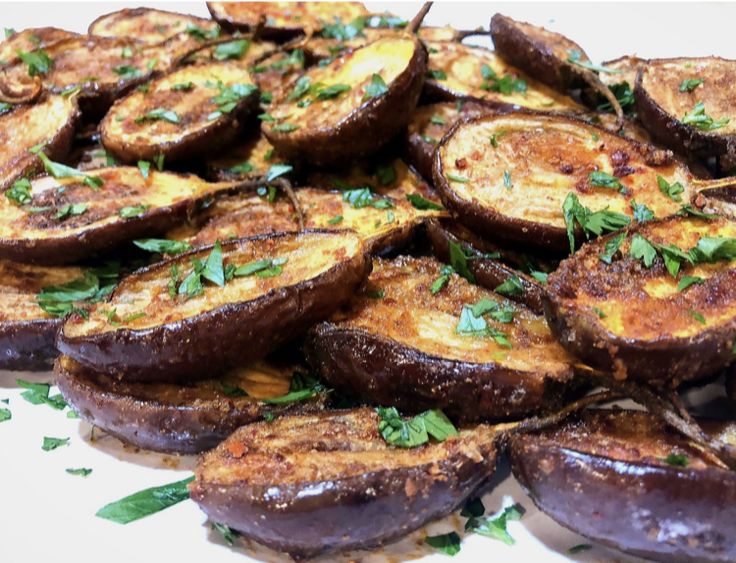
490 13 588 93
425 217 548 314
635 57 736 159
190 408 498 558
544 221 736 385
1 95 80 191
100 84 260 163
263 37 428 167
53 356 325 454
0 171 220 265
509 411 736 563
57 230 371 382
205 2 304 40
87 7 213 39
0 317 62 371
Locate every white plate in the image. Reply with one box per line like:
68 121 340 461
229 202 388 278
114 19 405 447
1 3 733 563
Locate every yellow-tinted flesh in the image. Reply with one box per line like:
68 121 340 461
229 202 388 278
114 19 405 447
208 1 368 32
600 55 645 88
641 57 736 135
206 132 286 180
168 186 440 251
440 114 689 229
0 95 77 189
334 256 573 374
557 216 736 340
89 8 219 45
185 39 277 66
102 62 255 149
63 231 363 335
0 27 78 65
250 49 306 100
0 167 222 241
265 36 417 133
0 260 83 322
425 41 582 112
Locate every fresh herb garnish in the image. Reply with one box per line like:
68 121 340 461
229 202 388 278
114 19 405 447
682 101 729 131
657 175 685 202
271 122 300 133
562 192 631 253
456 301 512 348
327 214 343 225
342 187 393 210
17 379 67 409
662 453 689 467
503 170 513 190
690 309 706 324
448 240 475 283
18 48 52 76
208 82 258 119
53 203 87 221
425 532 461 556
631 200 655 222
137 160 151 179
480 64 527 95
363 73 389 100
37 268 117 318
430 265 454 294
568 544 593 554
495 276 524 298
96 476 194 524
171 81 194 91
42 436 70 451
567 49 620 74
134 238 190 255
212 522 240 546
599 232 625 264
112 64 142 80
264 163 293 182
406 193 443 210
263 372 325 404
185 23 220 41
446 173 469 183
376 407 457 448
597 82 635 114
233 257 287 279
119 204 150 218
679 78 703 93
5 178 32 205
214 39 249 61
677 275 704 292
466 504 524 545
427 69 448 81
38 152 104 190
0 407 10 423
66 468 93 477
135 108 180 124
589 170 624 192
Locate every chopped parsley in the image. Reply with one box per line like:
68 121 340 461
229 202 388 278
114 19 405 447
18 48 52 76
133 238 191 255
214 39 249 61
208 82 258 119
598 82 635 114
589 170 624 192
425 532 461 556
427 69 448 80
0 407 10 423
137 160 151 179
599 232 625 264
480 64 527 95
406 193 443 210
271 122 300 133
119 204 150 218
232 257 287 279
679 78 703 93
503 170 513 190
657 175 685 202
38 152 104 190
567 49 620 74
376 407 458 448
112 64 142 80
466 504 525 545
5 178 32 205
134 108 180 124
212 523 240 546
96 476 194 524
66 468 93 477
54 203 87 220
430 264 454 294
327 214 343 225
37 267 118 318
42 436 70 451
562 192 631 253
495 276 524 298
363 73 389 99
171 81 194 91
631 200 655 222
662 453 689 467
17 379 67 410
342 187 393 209
262 372 325 405
446 173 469 183
682 101 729 131
456 301 512 348
448 240 475 283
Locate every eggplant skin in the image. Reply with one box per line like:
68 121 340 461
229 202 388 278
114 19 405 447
509 412 736 562
54 356 325 454
490 13 588 92
264 38 428 167
57 231 371 382
728 369 736 402
190 408 498 559
0 318 61 371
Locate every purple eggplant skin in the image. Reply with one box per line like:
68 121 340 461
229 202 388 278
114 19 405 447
0 318 62 371
190 408 498 559
510 410 736 563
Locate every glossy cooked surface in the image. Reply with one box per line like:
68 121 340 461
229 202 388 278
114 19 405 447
205 131 285 180
249 48 306 101
101 61 257 161
0 167 224 242
436 113 686 231
639 57 736 135
63 230 364 335
88 7 220 44
0 95 78 189
330 256 572 372
424 41 582 111
0 27 78 65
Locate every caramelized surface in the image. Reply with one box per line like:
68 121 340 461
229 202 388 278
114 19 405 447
63 230 363 335
407 101 491 148
550 216 736 340
205 131 285 180
639 57 736 135
0 167 223 241
0 27 78 65
101 61 256 152
265 36 418 134
250 48 306 100
0 95 78 188
425 41 582 111
0 260 83 322
89 7 219 45
438 113 687 229
333 256 573 373
196 407 496 487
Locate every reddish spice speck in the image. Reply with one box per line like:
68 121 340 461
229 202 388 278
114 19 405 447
227 441 246 458
559 163 574 174
455 158 467 169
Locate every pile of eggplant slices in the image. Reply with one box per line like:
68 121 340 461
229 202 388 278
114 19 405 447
3 2 736 561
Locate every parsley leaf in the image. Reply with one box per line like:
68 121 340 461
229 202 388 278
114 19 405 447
0 407 10 423
679 78 703 93
271 122 299 133
589 170 624 192
677 275 704 292
562 192 630 253
363 73 388 100
5 178 32 205
629 233 658 267
37 269 117 318
212 522 240 546
631 200 655 222
430 265 454 294
16 379 67 410
682 101 729 131
119 204 150 218
599 232 625 264
598 82 635 114
342 187 393 209
135 108 180 124
494 276 524 298
134 238 191 255
214 39 249 61
17 48 52 76
456 302 512 348
42 436 70 451
233 257 287 278
262 372 325 404
112 64 142 80
425 532 461 556
448 240 475 283
406 193 443 210
466 504 524 545
66 468 93 477
96 476 194 524
376 407 457 448
661 453 689 467
480 64 526 94
38 152 104 190
567 50 620 74
657 175 685 202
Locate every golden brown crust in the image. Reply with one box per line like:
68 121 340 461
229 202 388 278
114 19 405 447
510 410 736 562
546 215 736 384
204 130 286 181
58 230 371 382
0 27 78 66
88 7 219 45
190 407 498 558
249 48 308 103
305 256 577 421
100 61 259 163
54 355 326 454
0 94 79 190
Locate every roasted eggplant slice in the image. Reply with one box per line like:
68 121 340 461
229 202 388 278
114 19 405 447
205 130 286 181
422 41 582 112
88 7 220 45
263 35 427 166
425 217 553 314
433 112 691 252
510 410 736 563
55 355 325 454
58 230 370 381
168 186 441 255
404 100 494 181
190 407 498 558
100 61 259 163
546 214 736 385
250 48 308 103
0 27 78 66
0 167 235 264
206 1 369 39
305 256 577 421
0 94 79 190
636 57 736 160
0 260 84 370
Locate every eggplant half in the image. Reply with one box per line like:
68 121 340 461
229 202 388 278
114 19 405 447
0 27 78 66
422 41 582 112
54 355 326 454
58 230 370 382
545 214 736 385
0 167 236 264
190 407 498 559
305 256 577 421
510 409 736 562
249 48 308 103
0 260 84 370
0 94 79 190
636 57 736 160
206 1 369 39
404 100 494 182
101 61 259 163
205 130 286 181
433 112 694 253
263 35 427 166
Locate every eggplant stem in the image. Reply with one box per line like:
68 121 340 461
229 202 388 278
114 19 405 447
409 2 433 35
579 67 625 130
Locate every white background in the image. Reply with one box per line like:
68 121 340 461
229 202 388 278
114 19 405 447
1 2 733 563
